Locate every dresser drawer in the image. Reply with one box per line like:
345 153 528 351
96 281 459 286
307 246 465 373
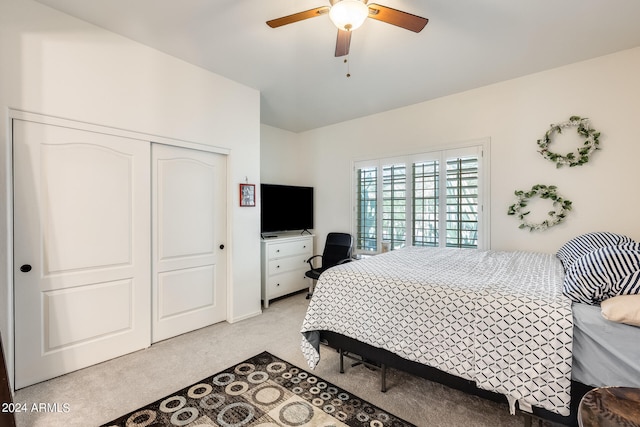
267 239 312 259
268 255 308 276
266 270 308 299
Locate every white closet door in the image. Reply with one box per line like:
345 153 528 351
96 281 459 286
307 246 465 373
152 144 227 343
13 119 151 389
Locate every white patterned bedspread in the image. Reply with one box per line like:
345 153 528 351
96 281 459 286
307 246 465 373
300 246 573 416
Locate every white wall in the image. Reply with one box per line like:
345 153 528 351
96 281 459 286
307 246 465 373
0 0 262 384
260 124 312 186
262 47 640 254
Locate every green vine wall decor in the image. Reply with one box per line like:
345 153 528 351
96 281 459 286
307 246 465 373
507 184 572 231
537 116 600 167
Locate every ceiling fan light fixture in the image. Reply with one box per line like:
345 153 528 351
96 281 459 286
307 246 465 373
329 0 369 31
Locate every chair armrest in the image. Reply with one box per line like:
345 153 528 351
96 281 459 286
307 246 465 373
306 254 322 269
336 258 353 265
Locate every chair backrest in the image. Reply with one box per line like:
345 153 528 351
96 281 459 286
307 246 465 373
321 232 353 269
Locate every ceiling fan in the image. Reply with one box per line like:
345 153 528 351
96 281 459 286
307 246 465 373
266 0 428 57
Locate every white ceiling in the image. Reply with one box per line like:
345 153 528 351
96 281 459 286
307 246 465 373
34 0 640 133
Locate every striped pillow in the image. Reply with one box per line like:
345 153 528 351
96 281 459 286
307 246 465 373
556 232 633 270
563 243 640 304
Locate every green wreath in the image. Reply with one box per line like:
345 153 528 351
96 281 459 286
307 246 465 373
537 116 600 167
507 184 572 231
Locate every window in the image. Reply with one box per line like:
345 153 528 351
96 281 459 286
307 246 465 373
413 160 439 247
355 167 377 251
446 156 479 248
382 164 407 249
353 143 488 253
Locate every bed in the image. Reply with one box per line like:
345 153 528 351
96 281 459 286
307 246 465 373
572 302 640 388
300 233 640 426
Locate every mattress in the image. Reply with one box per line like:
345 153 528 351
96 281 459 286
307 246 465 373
301 246 573 416
572 302 640 387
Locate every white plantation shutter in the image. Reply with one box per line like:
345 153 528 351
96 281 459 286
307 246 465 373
445 155 479 248
413 159 439 247
382 163 407 249
355 165 378 252
353 142 488 252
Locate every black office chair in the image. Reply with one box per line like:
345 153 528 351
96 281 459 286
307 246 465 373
305 232 353 298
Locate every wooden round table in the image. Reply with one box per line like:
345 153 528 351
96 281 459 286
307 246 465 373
578 387 640 427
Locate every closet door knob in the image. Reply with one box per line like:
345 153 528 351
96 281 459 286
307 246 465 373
219 244 225 250
20 264 32 273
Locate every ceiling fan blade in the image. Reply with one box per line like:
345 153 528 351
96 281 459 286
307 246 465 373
335 29 352 57
266 7 330 28
367 4 428 33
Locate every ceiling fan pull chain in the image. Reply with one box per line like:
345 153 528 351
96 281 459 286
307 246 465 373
344 57 351 78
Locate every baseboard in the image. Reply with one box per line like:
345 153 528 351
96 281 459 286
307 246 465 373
228 309 262 323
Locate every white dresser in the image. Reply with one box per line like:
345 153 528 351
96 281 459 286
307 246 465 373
261 234 314 308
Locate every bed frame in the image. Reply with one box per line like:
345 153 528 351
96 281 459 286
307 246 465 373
320 330 591 427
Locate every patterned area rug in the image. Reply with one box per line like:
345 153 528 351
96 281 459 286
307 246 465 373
101 351 415 427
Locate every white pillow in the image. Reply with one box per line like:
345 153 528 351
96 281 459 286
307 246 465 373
601 295 640 327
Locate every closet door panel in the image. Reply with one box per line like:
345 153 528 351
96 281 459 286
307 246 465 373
152 144 227 342
13 119 151 389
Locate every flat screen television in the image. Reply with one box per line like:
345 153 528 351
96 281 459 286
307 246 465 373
260 183 314 234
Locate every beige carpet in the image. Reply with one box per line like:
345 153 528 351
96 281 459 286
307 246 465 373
14 292 554 427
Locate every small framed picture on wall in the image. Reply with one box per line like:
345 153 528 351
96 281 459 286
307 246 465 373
240 183 255 207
